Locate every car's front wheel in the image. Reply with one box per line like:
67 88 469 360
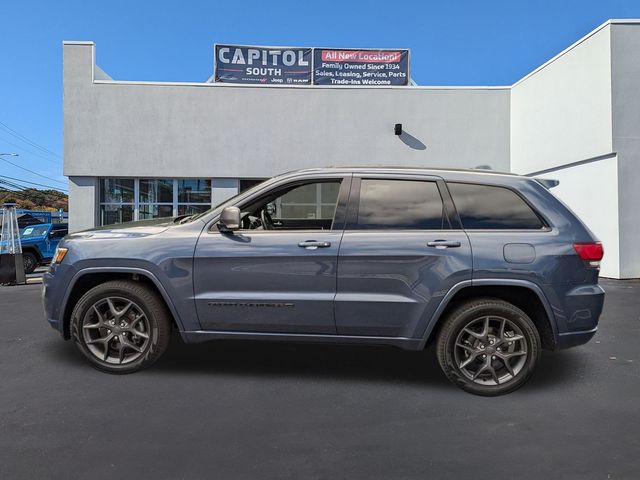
436 298 541 396
71 280 171 374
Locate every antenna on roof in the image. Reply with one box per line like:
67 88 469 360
474 165 493 170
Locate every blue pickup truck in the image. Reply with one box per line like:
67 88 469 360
19 223 68 273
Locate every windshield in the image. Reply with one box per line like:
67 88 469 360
20 225 49 238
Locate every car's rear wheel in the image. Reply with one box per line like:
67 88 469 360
71 280 171 374
22 252 38 274
436 298 541 396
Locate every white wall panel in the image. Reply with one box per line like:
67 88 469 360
537 156 619 278
511 25 613 174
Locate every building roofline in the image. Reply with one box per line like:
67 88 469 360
62 40 95 46
64 18 640 90
512 19 640 87
91 79 510 90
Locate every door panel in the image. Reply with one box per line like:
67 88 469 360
335 231 472 338
335 175 471 338
193 230 342 334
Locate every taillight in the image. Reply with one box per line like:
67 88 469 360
573 242 604 267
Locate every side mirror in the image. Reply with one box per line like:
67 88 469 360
217 206 241 232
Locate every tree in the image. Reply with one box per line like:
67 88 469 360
0 188 67 210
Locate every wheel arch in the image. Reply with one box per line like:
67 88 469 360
420 279 558 351
21 246 42 262
60 267 184 340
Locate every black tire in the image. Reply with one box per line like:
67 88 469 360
22 252 38 274
436 298 541 396
71 280 172 374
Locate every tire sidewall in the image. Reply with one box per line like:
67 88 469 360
439 301 541 396
71 284 164 374
23 253 37 274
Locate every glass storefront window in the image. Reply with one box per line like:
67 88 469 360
100 205 134 225
138 204 174 220
100 179 134 203
178 179 211 203
99 178 214 226
178 204 210 216
139 179 173 203
239 179 266 192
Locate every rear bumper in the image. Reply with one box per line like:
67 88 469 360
554 283 604 349
557 326 598 349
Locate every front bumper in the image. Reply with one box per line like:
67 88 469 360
42 263 76 338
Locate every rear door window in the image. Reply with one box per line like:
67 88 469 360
447 182 544 230
349 179 445 230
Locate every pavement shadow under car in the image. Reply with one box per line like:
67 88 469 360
46 332 586 391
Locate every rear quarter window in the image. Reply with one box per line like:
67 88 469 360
447 182 544 230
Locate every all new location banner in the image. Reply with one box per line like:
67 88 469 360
213 44 411 86
214 44 312 85
313 48 410 86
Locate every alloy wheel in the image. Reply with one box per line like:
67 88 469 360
454 315 528 386
81 296 152 365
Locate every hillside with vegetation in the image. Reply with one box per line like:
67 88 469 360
0 188 68 211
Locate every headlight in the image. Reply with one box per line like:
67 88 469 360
52 246 69 264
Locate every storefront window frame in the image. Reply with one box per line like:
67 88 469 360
98 178 214 226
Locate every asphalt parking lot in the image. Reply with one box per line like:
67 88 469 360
1 279 639 479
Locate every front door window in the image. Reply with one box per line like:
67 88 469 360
240 180 342 231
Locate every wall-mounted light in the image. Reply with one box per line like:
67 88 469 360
394 123 402 136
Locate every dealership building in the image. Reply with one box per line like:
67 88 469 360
64 20 640 278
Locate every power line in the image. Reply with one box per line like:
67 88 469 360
0 133 62 165
0 120 62 159
0 157 67 187
0 179 31 201
0 174 68 192
0 178 29 192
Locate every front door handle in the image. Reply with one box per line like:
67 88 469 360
298 240 331 250
427 240 461 249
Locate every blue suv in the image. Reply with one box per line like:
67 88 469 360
43 168 605 395
19 223 68 273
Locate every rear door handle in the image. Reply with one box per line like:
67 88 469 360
298 240 331 250
427 240 461 249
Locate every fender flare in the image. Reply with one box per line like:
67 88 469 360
21 246 42 262
61 266 185 335
418 278 558 349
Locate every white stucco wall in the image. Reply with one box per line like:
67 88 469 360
510 24 613 174
68 176 97 232
536 156 620 278
63 43 511 180
611 23 640 278
211 178 240 207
